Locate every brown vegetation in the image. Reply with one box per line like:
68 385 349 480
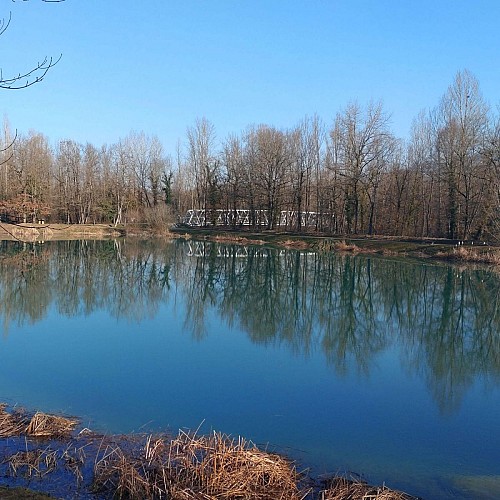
212 233 265 246
94 431 306 499
7 448 58 478
0 402 419 500
0 404 77 439
0 404 27 437
25 412 78 439
321 476 417 500
281 239 311 250
436 246 500 265
333 240 362 253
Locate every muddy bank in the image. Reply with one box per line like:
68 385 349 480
0 223 125 242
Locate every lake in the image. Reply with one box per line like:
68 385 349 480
0 238 499 499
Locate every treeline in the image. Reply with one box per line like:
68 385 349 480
0 130 171 226
1 69 499 240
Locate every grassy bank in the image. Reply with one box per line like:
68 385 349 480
0 403 417 500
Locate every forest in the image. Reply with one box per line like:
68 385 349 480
1 69 499 241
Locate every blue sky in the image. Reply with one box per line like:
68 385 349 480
1 0 499 154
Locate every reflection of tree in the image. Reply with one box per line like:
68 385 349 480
1 239 500 413
0 239 173 334
0 241 51 335
369 260 500 413
175 242 500 412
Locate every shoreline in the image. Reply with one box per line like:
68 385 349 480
171 225 500 266
1 221 498 266
0 402 417 500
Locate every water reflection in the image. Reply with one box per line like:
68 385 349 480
1 238 499 414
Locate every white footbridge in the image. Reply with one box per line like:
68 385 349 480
181 209 332 228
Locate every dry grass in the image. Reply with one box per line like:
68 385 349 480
25 412 78 439
0 405 77 439
315 239 368 254
435 246 500 265
334 240 362 253
454 246 500 264
315 239 336 252
0 404 29 438
94 444 152 499
320 476 418 500
280 239 311 250
171 431 306 499
212 233 265 246
61 443 87 484
6 447 58 478
1 402 418 500
93 430 308 500
0 222 123 241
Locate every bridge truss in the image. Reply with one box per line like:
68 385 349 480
181 209 333 228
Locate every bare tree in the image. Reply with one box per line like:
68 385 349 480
289 115 324 231
186 118 221 223
434 70 490 239
222 134 245 226
245 125 293 229
481 109 500 240
1 1 63 90
121 131 167 209
330 101 392 234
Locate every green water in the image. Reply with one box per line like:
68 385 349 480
0 238 499 499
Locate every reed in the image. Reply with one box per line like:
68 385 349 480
1 405 77 439
0 404 29 438
334 240 359 252
320 476 418 500
25 412 78 439
7 447 58 478
93 444 152 499
436 246 500 265
93 430 308 499
281 239 311 250
171 431 306 499
1 402 419 499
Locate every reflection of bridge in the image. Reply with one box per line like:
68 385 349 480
181 209 333 227
186 241 315 258
187 241 270 258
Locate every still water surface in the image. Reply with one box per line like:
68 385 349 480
0 239 499 498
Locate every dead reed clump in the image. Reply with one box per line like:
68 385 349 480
6 447 58 478
62 443 88 484
435 246 500 265
92 430 308 499
93 443 152 499
281 239 311 250
320 476 418 500
169 431 307 500
0 404 29 438
334 240 361 253
25 412 78 439
315 239 336 253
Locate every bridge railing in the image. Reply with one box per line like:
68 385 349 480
181 209 333 228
